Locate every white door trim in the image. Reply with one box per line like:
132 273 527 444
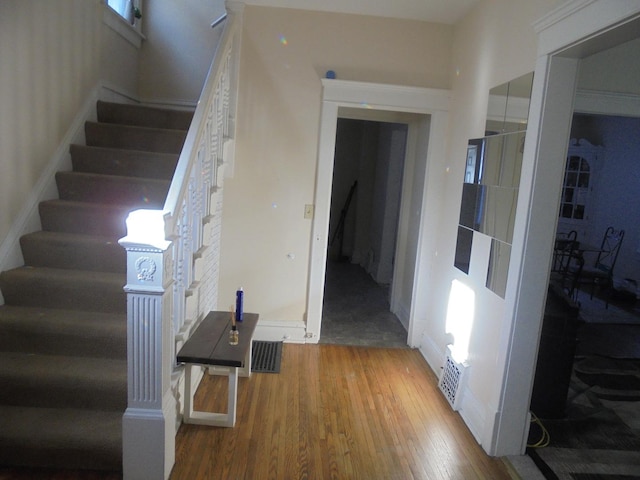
492 0 640 456
305 79 450 347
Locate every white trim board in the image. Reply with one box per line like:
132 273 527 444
491 0 640 457
575 89 640 117
306 79 450 349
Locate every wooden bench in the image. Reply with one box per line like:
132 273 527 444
177 310 259 427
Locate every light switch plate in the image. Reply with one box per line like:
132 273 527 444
304 204 314 219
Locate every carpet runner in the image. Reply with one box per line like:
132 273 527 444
0 100 192 472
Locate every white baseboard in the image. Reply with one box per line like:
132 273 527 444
419 331 493 452
418 331 446 374
253 319 307 344
457 386 488 447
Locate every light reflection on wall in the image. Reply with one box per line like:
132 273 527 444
445 280 475 364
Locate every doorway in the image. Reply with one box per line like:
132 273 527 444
493 2 640 456
320 118 408 347
329 118 406 286
305 80 451 346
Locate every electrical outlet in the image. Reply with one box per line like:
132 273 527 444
304 204 314 219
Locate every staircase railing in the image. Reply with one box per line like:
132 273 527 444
118 5 242 479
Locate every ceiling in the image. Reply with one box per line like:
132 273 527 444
241 0 481 24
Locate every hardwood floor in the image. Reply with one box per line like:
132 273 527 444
0 344 514 479
171 344 512 480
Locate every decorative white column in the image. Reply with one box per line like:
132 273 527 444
119 210 176 480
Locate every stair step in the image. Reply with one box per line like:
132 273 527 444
97 100 193 131
39 200 131 237
70 144 179 179
21 231 125 273
0 267 125 313
0 306 126 358
56 171 169 206
0 405 122 471
85 121 187 154
0 352 126 410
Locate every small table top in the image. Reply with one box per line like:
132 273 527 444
177 311 259 367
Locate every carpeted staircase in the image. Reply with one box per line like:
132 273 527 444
0 101 192 471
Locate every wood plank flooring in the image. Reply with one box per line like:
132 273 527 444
0 344 514 479
172 344 512 480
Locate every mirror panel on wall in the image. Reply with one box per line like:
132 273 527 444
485 72 534 135
458 132 524 243
486 240 511 298
454 72 532 297
454 226 473 274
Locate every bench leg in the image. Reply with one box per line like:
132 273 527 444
183 364 238 427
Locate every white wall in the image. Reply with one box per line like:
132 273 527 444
424 0 565 449
219 0 573 451
0 0 141 262
138 0 226 105
578 37 640 96
218 5 453 324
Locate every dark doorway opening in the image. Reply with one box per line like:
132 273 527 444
321 118 408 347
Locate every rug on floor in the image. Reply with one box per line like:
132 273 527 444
251 341 283 373
528 356 640 480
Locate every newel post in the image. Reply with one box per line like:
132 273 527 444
119 210 176 480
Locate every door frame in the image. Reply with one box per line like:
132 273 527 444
305 79 450 346
492 0 640 455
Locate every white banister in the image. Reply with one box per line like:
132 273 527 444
118 4 242 478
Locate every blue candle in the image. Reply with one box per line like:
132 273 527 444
236 287 244 322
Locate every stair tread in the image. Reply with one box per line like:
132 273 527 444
58 170 172 185
71 143 181 157
40 198 133 213
86 120 189 135
0 405 122 471
38 200 131 237
56 171 169 207
2 265 125 283
0 305 125 359
0 351 126 378
0 351 126 412
97 100 193 130
85 121 187 154
0 267 126 313
0 304 125 327
70 144 179 180
20 231 125 272
21 230 120 244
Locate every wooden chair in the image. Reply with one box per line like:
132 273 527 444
578 226 625 308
